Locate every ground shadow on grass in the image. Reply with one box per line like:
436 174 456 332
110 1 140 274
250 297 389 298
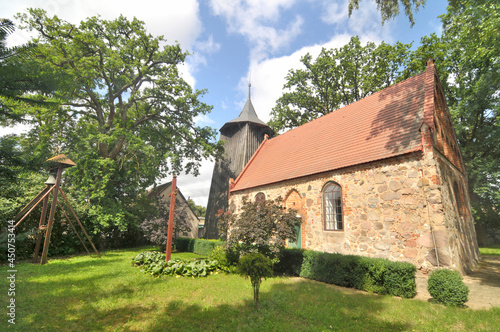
144 280 410 332
6 270 163 331
17 257 123 279
468 255 500 288
6 275 411 332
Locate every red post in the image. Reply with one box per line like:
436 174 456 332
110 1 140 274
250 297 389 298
165 175 177 262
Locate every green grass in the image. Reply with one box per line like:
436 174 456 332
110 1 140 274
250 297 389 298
479 245 500 256
2 247 499 331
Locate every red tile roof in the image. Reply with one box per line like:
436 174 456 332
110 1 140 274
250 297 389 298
231 62 437 192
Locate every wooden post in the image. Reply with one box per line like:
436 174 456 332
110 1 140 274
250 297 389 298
56 200 91 255
58 188 101 258
40 165 63 265
33 191 50 263
13 186 54 229
14 185 52 222
165 175 177 262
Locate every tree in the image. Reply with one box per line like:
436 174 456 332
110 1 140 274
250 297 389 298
237 253 273 309
404 0 500 238
348 0 426 27
139 195 192 250
187 198 206 217
269 36 411 133
218 196 301 262
12 9 222 233
1 18 58 125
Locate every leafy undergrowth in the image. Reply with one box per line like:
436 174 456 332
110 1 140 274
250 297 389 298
1 246 499 331
132 251 220 277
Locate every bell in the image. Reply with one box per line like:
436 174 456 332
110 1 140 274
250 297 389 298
45 174 57 185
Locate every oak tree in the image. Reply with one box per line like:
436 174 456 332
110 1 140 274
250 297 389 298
13 9 222 232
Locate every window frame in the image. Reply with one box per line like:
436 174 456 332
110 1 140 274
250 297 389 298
255 192 266 204
322 181 343 231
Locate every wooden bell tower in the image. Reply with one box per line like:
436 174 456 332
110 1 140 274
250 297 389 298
204 85 273 238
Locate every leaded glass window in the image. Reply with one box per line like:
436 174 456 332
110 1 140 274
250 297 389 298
323 182 343 230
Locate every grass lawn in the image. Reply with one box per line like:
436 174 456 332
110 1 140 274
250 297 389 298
2 246 499 331
479 245 500 256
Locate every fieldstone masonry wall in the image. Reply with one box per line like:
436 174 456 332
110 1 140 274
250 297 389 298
230 147 479 274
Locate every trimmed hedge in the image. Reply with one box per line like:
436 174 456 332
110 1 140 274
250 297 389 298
274 248 305 276
175 238 223 256
299 250 417 298
427 269 469 306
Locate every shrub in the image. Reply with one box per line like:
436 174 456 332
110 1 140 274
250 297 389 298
299 250 417 298
274 248 305 276
175 238 223 256
132 251 221 277
238 253 274 309
175 237 193 252
427 269 469 306
218 196 301 263
193 239 223 256
209 245 237 272
384 261 417 298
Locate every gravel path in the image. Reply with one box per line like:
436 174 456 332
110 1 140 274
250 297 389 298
415 255 500 310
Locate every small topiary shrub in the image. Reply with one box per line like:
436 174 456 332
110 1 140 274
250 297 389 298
427 269 469 306
238 253 274 309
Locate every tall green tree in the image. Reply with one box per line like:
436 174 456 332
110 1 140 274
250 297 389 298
269 36 412 133
402 0 500 235
12 9 222 233
1 17 58 189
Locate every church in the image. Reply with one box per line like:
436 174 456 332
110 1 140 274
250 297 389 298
207 59 479 273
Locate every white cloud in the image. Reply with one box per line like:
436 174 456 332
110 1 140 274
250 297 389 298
318 0 349 24
315 0 395 43
187 35 222 73
195 35 221 54
174 159 215 207
178 62 197 88
194 114 215 126
237 33 352 123
0 123 33 137
5 0 202 49
209 0 303 61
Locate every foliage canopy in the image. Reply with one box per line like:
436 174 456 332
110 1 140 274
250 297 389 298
7 9 222 233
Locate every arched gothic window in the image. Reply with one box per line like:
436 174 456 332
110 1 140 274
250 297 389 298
323 182 343 230
255 192 265 204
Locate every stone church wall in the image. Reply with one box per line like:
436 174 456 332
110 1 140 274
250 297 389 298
229 147 479 273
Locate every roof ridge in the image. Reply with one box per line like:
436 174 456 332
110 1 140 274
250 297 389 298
270 70 428 142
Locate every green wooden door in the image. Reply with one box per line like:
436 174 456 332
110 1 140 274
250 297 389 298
288 225 301 249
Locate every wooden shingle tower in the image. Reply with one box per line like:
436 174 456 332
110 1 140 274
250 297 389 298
204 84 273 238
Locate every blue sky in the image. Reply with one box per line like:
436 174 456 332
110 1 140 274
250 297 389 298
1 0 449 206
